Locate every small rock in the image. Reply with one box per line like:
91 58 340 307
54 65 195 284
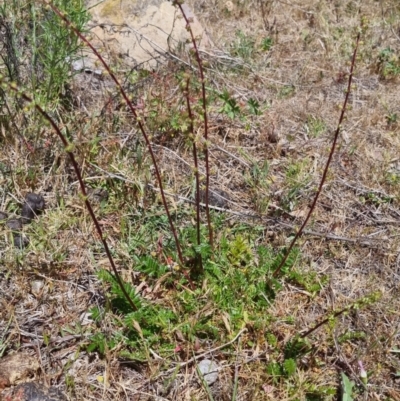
0 353 39 390
6 218 23 231
6 219 28 248
268 129 279 143
225 1 234 12
89 188 109 203
13 234 29 249
0 211 8 221
21 193 45 224
31 280 44 296
21 206 35 223
25 193 45 209
199 189 229 208
2 382 66 401
197 359 219 385
72 58 102 76
84 0 213 71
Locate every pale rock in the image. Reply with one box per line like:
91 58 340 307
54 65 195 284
78 0 212 71
197 359 219 385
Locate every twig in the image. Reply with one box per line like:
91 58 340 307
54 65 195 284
231 332 242 401
184 75 203 272
0 81 139 312
272 32 361 278
152 143 203 173
336 178 394 199
300 291 381 338
84 164 386 249
43 0 186 270
153 143 250 172
175 1 213 247
210 145 250 168
170 328 247 371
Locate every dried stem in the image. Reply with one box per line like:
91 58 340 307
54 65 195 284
300 307 350 339
175 2 213 247
300 291 381 338
184 76 203 272
1 81 138 312
272 33 361 278
42 0 185 267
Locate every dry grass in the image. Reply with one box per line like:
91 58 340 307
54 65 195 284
1 0 400 400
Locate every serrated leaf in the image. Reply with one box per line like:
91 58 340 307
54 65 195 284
283 358 296 376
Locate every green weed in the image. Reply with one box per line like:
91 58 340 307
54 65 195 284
377 47 400 79
305 116 327 138
261 36 274 52
230 30 256 61
0 0 89 109
282 159 312 211
279 84 296 98
247 97 262 116
85 217 302 360
216 90 266 122
218 89 241 119
341 372 355 401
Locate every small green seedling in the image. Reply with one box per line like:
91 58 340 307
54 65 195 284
341 372 355 401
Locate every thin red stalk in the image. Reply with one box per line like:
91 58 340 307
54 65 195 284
2 82 138 311
300 290 381 338
272 33 360 278
300 306 350 339
175 2 213 247
184 76 203 271
43 1 184 266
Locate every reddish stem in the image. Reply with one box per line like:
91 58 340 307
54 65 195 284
175 2 213 248
4 84 138 311
43 0 185 268
184 76 203 272
272 33 360 278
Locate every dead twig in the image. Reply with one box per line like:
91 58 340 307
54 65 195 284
272 32 361 278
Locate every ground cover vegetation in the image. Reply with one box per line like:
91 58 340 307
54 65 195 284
0 0 400 400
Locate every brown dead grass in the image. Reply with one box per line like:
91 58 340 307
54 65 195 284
1 0 400 400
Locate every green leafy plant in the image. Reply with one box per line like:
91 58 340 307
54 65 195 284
35 0 89 106
279 84 296 98
341 372 355 401
305 384 336 400
230 30 256 60
247 97 262 115
288 269 328 296
283 358 297 377
218 89 241 119
86 332 112 355
0 0 89 109
266 361 283 383
281 159 312 211
338 331 367 344
261 36 273 51
377 47 400 79
386 112 398 126
305 115 327 138
227 234 252 267
284 336 312 360
84 218 300 360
